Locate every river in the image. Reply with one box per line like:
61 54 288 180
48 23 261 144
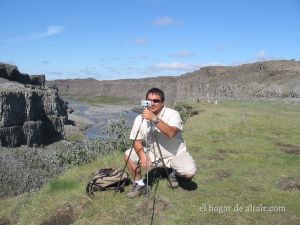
68 100 139 138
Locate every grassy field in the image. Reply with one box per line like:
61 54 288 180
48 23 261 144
62 94 131 106
0 99 299 225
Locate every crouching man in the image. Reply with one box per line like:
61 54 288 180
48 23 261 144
124 88 197 198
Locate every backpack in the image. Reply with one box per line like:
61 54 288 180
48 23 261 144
86 168 131 198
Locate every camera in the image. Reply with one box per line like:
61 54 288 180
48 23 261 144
141 100 152 108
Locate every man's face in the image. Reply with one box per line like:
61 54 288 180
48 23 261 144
146 93 164 114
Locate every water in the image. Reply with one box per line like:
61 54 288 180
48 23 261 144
67 100 138 138
85 110 138 138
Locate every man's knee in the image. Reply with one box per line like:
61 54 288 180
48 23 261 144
178 173 195 180
176 165 197 180
124 148 132 161
170 151 197 178
176 169 196 179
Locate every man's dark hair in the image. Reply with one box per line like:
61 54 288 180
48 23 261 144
146 88 165 102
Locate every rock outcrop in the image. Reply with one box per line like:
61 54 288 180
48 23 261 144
47 60 300 104
174 60 300 100
0 62 45 86
0 82 68 147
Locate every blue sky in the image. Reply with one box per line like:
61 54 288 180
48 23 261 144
0 0 299 80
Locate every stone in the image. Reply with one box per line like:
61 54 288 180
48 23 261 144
23 121 43 147
0 62 45 86
29 74 46 86
0 82 68 147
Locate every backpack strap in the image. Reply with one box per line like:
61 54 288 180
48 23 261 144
86 181 95 198
86 168 131 198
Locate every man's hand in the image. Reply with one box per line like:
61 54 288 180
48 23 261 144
140 154 152 170
134 140 152 170
142 108 178 138
142 108 156 121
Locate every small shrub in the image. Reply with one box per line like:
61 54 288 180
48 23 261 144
57 144 94 166
174 103 199 123
65 133 85 142
56 113 131 166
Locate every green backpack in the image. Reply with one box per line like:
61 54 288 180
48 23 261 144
86 168 131 198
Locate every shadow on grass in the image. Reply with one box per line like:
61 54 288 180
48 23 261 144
145 167 198 191
142 167 197 225
177 176 198 190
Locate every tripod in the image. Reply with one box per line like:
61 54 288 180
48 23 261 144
117 117 174 193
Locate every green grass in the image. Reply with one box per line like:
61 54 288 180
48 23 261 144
48 178 79 192
65 133 85 142
62 94 131 105
0 99 299 225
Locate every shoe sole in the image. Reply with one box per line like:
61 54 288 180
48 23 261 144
167 180 179 189
126 186 150 198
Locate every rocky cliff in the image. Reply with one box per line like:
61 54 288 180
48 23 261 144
175 60 300 100
0 64 68 147
0 62 45 86
47 60 300 104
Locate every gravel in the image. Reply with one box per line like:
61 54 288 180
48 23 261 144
0 141 68 197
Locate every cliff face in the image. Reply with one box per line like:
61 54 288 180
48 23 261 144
174 60 300 100
0 83 67 147
0 62 45 86
47 60 300 104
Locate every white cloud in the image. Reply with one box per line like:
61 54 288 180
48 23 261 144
202 62 225 67
257 50 266 61
78 67 97 74
214 44 225 51
134 38 148 45
1 25 65 44
47 71 64 80
171 51 195 58
41 60 50 64
38 26 65 38
151 16 182 26
151 62 200 71
49 71 63 76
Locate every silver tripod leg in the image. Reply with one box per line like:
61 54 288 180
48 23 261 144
116 118 144 193
154 129 174 191
145 120 150 196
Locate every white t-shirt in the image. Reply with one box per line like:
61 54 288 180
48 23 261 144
129 107 187 158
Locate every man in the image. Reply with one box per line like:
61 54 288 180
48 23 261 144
124 88 197 198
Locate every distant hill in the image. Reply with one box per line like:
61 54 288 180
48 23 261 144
47 60 300 104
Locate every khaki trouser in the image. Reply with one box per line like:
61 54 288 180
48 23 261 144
125 148 197 176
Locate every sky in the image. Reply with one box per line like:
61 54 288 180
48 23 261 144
0 0 299 81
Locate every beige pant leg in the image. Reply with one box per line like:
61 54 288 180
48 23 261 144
170 151 197 176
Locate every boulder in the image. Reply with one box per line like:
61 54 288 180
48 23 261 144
0 62 45 86
0 83 68 147
0 63 20 80
0 126 24 147
30 74 46 86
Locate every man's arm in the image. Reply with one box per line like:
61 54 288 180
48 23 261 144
153 119 178 138
142 109 178 138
